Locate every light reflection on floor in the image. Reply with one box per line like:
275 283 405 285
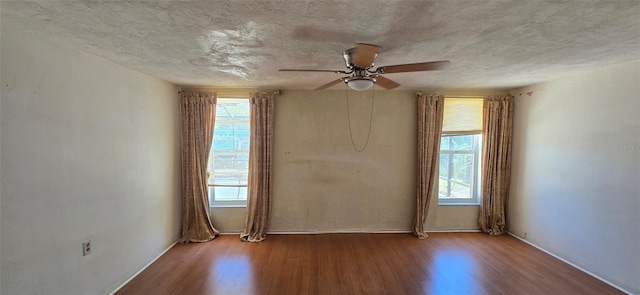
425 250 481 294
209 255 255 294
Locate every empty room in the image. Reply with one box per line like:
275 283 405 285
1 1 638 294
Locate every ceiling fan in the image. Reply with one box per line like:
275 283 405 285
279 43 450 91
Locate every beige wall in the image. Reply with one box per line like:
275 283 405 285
212 89 506 233
509 61 640 294
0 20 182 295
271 90 418 232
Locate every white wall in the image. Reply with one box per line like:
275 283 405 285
0 38 2 295
0 19 182 295
211 89 505 233
509 61 640 294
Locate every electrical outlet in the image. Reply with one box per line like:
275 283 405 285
82 241 92 256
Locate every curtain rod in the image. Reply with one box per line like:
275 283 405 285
178 89 282 95
260 90 282 95
416 92 485 98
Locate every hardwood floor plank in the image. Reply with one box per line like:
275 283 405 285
116 233 623 295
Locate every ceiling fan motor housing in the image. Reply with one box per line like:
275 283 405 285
343 48 376 69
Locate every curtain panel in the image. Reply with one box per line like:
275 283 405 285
413 94 445 239
241 92 276 242
479 95 514 235
178 91 219 243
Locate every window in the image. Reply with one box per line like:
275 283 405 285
439 97 484 205
439 134 482 205
208 98 250 207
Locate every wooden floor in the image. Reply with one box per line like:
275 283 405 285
116 233 622 295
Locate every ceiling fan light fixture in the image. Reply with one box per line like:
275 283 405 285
347 77 374 91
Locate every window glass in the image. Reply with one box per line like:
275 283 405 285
438 134 482 205
208 98 250 206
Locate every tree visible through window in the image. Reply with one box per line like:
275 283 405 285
439 134 481 205
208 98 250 207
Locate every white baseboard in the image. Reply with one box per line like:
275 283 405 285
218 230 481 235
426 229 481 233
267 230 413 234
507 232 632 295
108 239 179 295
217 231 413 235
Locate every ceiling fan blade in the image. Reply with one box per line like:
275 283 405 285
353 43 380 68
375 75 401 90
279 69 343 73
315 78 344 90
378 61 451 74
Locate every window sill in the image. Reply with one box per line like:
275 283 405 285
210 204 246 208
438 202 480 206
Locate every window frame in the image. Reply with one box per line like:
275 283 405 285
208 97 251 208
438 133 482 206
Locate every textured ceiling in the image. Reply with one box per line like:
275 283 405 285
2 0 639 90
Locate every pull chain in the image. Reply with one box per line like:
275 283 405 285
345 83 375 152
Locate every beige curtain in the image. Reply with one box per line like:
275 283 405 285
479 95 514 235
413 94 445 239
241 92 276 242
178 91 219 243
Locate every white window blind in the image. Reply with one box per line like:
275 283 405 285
442 97 484 135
